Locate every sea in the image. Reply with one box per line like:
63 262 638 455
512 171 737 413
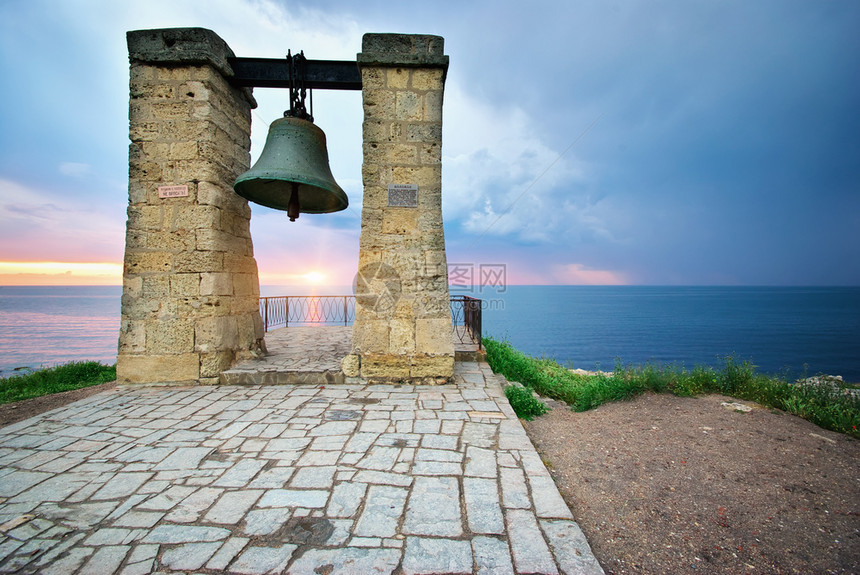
1 285 858 382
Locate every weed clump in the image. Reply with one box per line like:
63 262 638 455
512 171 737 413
504 384 549 420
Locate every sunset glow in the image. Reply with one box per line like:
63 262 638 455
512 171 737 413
0 261 123 286
303 271 326 284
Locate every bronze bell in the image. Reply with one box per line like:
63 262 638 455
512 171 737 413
233 116 348 221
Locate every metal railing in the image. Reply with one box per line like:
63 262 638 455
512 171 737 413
259 295 483 349
260 296 355 330
450 295 483 350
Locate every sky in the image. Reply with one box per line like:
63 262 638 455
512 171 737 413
0 0 858 287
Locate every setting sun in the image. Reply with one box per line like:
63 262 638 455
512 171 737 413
302 271 326 285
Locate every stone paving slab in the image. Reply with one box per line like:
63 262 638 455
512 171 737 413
0 362 603 574
221 327 483 385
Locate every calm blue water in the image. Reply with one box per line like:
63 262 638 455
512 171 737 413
1 285 858 382
477 286 860 382
0 286 121 377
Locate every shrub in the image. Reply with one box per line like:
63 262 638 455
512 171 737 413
504 385 549 421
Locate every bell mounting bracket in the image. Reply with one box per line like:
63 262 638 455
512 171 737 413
226 56 362 92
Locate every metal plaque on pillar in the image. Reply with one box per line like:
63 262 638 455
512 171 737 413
387 184 418 207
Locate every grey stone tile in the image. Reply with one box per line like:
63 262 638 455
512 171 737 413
143 524 231 544
0 471 51 497
540 519 605 574
401 537 472 575
420 433 457 449
465 446 497 478
308 421 357 436
530 474 574 519
91 472 153 501
247 466 294 489
78 545 130 575
206 536 250 570
265 437 311 452
213 459 267 487
154 447 211 470
412 419 442 434
500 466 530 509
137 485 196 511
160 541 222 571
415 448 462 463
243 508 290 536
354 485 408 537
112 510 164 528
506 509 559 575
344 432 380 453
403 476 462 537
205 489 263 524
84 527 145 546
229 544 297 574
296 449 340 466
464 477 504 534
327 482 368 518
289 547 399 574
39 546 93 575
258 489 329 508
411 461 462 476
473 536 514 575
356 446 400 471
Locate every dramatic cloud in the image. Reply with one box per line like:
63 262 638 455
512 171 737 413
0 0 857 285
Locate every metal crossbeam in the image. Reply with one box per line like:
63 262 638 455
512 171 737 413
227 57 362 90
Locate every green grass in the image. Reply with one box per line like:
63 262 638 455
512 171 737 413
504 384 548 420
0 362 116 404
484 336 860 438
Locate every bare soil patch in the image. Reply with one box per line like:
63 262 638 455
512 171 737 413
0 381 118 428
523 393 860 575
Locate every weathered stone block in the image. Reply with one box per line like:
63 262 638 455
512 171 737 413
147 320 195 353
386 68 410 89
352 320 390 353
199 350 235 378
416 318 454 355
171 273 200 296
395 92 422 121
389 318 416 354
233 273 259 297
125 252 172 275
361 353 411 380
382 209 419 235
410 355 454 380
195 316 239 352
411 69 445 91
341 354 361 377
200 272 233 296
116 353 199 384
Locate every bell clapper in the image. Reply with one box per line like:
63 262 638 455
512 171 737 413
288 182 300 222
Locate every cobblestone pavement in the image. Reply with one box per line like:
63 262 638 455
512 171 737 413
0 361 603 574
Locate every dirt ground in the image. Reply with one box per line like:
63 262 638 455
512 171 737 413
523 393 860 575
0 381 118 428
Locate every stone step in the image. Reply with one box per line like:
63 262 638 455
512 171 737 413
219 368 345 385
455 348 486 363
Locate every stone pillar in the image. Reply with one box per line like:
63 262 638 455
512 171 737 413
344 34 454 384
118 28 265 385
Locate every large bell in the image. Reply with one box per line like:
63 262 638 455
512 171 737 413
234 116 348 221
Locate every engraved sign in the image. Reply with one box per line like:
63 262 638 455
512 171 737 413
387 184 418 207
158 185 189 198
